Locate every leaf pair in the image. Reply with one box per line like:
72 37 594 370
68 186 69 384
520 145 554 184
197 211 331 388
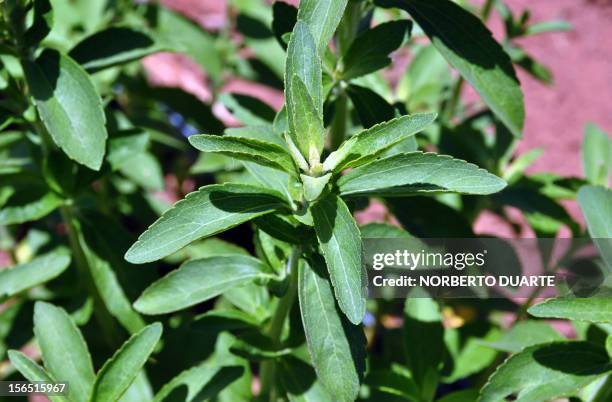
285 21 325 166
9 302 162 402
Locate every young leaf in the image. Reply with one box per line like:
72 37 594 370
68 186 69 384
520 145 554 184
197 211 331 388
188 134 297 175
404 294 444 400
134 255 275 315
288 75 326 162
528 298 612 324
323 113 436 172
297 0 348 56
311 194 366 324
7 351 69 402
22 49 108 170
375 0 525 137
285 21 323 161
301 173 332 202
298 258 365 402
0 248 70 297
342 20 411 80
338 152 507 196
69 27 162 73
90 323 162 402
578 185 612 269
125 184 288 264
286 21 322 111
480 342 611 402
582 123 612 186
34 302 95 402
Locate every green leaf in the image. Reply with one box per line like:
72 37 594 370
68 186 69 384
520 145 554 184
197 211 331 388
289 74 326 162
34 301 95 402
376 0 525 137
0 175 63 225
134 255 274 315
90 323 162 402
8 351 69 402
528 297 612 324
404 294 444 400
338 152 507 196
22 49 108 170
479 342 611 402
285 21 323 162
188 134 297 175
301 173 332 202
298 258 365 402
118 371 154 402
69 27 162 73
0 248 70 297
106 129 150 170
125 183 288 264
582 123 612 186
76 215 146 334
311 195 365 324
482 321 563 353
157 8 222 80
119 152 164 191
346 84 396 129
342 20 411 80
578 185 612 269
297 0 348 56
443 323 500 383
153 358 244 402
323 113 436 172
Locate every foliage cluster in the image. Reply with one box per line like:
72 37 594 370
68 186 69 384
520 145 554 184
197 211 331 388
0 0 611 401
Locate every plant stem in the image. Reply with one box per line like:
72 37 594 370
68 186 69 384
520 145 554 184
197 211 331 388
330 2 362 152
260 246 301 401
330 91 348 151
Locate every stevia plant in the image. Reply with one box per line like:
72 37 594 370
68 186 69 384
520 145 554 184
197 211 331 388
0 0 611 401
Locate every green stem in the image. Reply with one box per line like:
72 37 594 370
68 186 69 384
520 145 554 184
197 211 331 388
260 246 301 401
329 2 362 152
330 91 348 151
